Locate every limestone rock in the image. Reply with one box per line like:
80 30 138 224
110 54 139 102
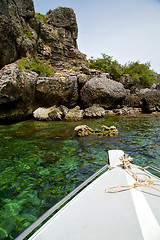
65 106 84 121
114 107 142 116
0 1 86 70
84 104 105 118
35 75 78 108
138 89 160 113
156 83 160 91
33 106 63 120
150 83 157 90
74 125 94 137
0 0 37 69
101 125 118 136
34 7 87 68
80 77 127 108
123 94 142 108
47 7 78 46
120 74 133 89
0 63 38 122
33 107 52 120
59 105 69 117
105 110 116 116
48 109 63 121
74 124 118 137
77 74 90 88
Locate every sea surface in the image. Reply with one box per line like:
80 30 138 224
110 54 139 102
0 115 160 239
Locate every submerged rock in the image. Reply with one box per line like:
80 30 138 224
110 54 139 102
74 125 94 136
74 125 118 137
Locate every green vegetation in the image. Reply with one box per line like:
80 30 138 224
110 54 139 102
36 12 48 24
46 9 52 15
66 63 79 71
124 61 156 88
17 53 55 76
20 26 34 39
89 53 158 88
72 67 79 71
89 53 124 80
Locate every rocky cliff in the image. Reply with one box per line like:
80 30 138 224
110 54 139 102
0 0 85 69
0 0 160 123
0 0 35 68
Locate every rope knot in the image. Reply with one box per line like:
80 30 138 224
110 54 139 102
120 155 132 169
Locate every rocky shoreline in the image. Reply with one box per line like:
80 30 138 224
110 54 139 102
33 105 142 122
0 62 159 123
0 1 160 124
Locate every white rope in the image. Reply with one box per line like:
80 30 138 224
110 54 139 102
105 155 160 193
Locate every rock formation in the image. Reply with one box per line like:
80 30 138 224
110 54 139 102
0 0 85 70
139 89 160 112
65 106 84 121
0 63 38 122
35 75 78 108
0 0 36 68
80 77 127 108
0 0 160 123
74 125 118 137
84 104 106 118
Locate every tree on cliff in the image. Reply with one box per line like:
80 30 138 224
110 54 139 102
89 54 124 80
89 54 158 88
124 61 156 88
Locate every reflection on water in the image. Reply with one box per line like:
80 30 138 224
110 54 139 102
0 115 160 239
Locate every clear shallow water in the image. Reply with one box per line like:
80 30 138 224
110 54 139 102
0 115 160 239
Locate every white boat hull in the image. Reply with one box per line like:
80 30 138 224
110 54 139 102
28 150 160 240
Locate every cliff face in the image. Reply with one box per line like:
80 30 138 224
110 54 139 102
0 0 85 70
0 0 35 68
38 7 85 68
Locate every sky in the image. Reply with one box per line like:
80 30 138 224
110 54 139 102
33 0 160 73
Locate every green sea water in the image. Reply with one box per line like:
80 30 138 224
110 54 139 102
0 115 160 239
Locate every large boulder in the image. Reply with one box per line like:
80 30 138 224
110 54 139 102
80 77 127 108
0 63 38 122
122 94 142 108
138 88 160 113
33 106 63 120
35 75 78 108
120 74 133 89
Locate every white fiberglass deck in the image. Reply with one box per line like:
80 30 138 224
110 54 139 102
29 150 160 240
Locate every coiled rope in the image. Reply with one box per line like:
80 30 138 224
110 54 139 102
105 155 160 193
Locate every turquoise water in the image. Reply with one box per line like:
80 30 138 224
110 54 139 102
0 115 160 239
